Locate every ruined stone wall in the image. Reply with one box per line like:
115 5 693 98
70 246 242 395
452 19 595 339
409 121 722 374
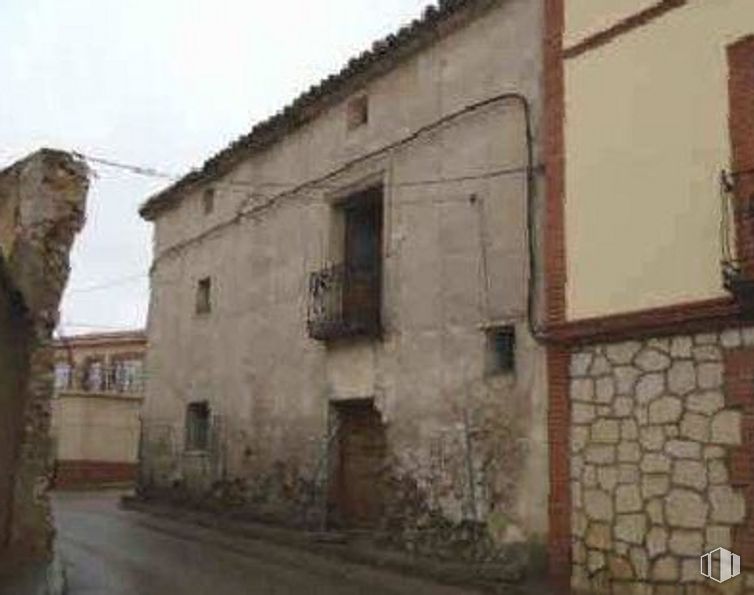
0 150 88 568
569 329 754 594
0 268 32 562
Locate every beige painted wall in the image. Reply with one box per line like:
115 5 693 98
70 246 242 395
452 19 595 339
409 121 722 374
144 0 549 544
51 393 142 463
564 0 657 48
563 1 754 319
51 334 145 464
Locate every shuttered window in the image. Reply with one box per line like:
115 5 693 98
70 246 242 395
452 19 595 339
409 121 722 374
185 402 210 451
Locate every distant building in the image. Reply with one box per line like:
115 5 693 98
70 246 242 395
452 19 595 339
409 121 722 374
51 330 146 488
139 0 549 574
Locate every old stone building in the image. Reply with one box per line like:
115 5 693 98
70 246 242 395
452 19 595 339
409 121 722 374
51 330 146 488
139 0 548 575
543 1 754 593
0 150 88 585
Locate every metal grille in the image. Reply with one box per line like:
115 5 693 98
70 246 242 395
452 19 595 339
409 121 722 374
307 263 381 340
720 170 754 302
54 361 145 395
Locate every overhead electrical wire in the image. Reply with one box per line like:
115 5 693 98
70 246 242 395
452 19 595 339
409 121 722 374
72 95 544 204
70 91 548 342
72 152 539 194
71 152 176 181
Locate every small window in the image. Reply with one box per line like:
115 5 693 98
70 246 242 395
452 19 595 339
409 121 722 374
54 362 72 391
202 188 215 215
84 359 104 392
196 277 212 314
185 401 210 451
347 95 369 130
111 358 144 393
486 326 516 375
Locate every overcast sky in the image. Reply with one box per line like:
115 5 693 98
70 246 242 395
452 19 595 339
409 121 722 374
1 0 429 336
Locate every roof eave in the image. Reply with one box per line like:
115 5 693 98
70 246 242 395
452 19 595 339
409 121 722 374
138 0 498 222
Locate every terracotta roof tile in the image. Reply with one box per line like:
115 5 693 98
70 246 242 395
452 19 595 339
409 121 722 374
140 0 493 220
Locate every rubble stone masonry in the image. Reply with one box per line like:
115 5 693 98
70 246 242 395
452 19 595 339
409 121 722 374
569 329 754 594
0 149 88 571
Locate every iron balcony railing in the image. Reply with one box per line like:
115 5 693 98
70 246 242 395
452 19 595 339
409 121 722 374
720 169 754 302
54 364 146 395
307 262 381 341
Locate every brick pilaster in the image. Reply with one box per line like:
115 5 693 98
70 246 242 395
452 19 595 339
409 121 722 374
723 348 754 567
728 35 754 279
544 0 567 326
547 345 571 588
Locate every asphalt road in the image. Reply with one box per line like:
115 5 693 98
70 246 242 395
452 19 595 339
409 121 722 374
53 491 485 595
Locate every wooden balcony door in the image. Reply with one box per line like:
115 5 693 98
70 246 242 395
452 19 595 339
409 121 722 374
342 188 382 332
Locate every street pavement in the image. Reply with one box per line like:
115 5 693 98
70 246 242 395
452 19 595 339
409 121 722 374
53 490 486 595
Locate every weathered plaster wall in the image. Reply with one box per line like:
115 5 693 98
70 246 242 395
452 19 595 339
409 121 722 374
569 330 753 594
142 0 548 571
0 150 88 568
562 1 754 319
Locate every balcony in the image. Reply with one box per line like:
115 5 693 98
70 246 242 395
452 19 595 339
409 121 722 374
721 170 754 307
54 362 145 396
307 263 381 341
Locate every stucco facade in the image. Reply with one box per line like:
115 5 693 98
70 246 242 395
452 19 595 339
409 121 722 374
140 0 548 574
51 331 145 488
563 0 754 320
543 1 754 593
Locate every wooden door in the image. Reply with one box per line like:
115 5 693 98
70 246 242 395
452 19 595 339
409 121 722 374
332 401 386 528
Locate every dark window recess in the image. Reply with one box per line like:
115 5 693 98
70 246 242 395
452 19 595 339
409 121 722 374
185 401 210 451
486 326 516 375
202 188 215 214
196 277 212 314
83 359 104 392
109 358 144 393
54 362 72 391
308 186 382 340
347 95 369 130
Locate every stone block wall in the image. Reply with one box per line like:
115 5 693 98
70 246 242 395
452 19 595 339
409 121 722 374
569 328 754 594
0 149 88 571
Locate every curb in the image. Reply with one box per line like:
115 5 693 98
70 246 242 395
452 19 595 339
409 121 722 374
121 497 553 594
